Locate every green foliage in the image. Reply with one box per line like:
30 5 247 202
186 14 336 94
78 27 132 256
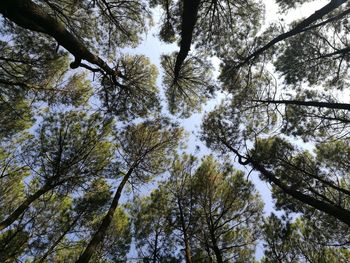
1 0 350 261
115 118 184 183
26 110 113 189
161 53 215 117
100 54 160 120
251 137 350 226
90 208 132 262
131 155 263 262
0 228 29 262
194 0 264 57
132 189 178 262
192 156 263 262
262 214 350 263
0 91 33 139
0 146 28 221
154 0 264 57
27 0 151 55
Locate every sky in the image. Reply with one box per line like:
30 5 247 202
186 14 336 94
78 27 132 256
122 0 330 260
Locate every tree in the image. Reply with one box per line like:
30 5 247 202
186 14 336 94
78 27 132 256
165 154 198 263
153 0 263 73
0 110 113 231
2 0 350 261
161 53 215 117
0 33 92 138
262 214 350 263
191 156 263 263
0 0 150 76
0 0 159 123
100 54 161 121
0 227 29 262
132 189 179 262
76 118 184 262
202 110 350 226
199 0 350 240
153 0 263 117
131 155 263 263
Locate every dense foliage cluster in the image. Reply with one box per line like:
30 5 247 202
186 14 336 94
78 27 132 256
0 0 350 262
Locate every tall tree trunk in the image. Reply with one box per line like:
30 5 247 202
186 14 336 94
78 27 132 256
76 167 134 263
177 198 192 263
173 0 201 82
212 245 223 263
38 212 83 263
0 183 56 231
208 217 223 263
250 159 350 226
204 241 213 263
253 99 350 111
0 0 115 75
219 138 350 226
238 0 347 67
152 229 159 263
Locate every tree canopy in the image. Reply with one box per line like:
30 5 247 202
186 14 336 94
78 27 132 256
1 0 350 262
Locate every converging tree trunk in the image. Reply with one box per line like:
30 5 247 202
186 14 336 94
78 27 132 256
38 212 83 263
210 230 223 263
238 0 347 67
0 183 58 231
177 198 192 263
173 0 200 82
76 167 133 263
253 99 350 111
250 159 350 227
0 0 115 75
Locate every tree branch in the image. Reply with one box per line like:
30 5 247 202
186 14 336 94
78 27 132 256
237 0 347 67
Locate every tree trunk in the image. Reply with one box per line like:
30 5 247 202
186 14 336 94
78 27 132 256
209 228 223 263
253 99 350 111
173 0 201 82
238 0 347 67
76 167 133 263
38 212 82 263
0 0 115 75
152 230 159 263
177 198 192 263
212 245 223 263
250 159 350 226
0 183 55 230
208 218 223 263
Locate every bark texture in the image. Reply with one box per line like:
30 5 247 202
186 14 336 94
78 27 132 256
76 168 133 263
173 0 201 82
0 0 116 76
238 0 347 67
0 183 56 231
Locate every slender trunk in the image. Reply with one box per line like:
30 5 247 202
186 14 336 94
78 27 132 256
221 140 350 226
204 241 213 263
177 198 192 263
184 240 192 263
152 230 159 263
212 245 223 263
208 218 223 263
250 159 350 226
76 167 134 263
209 227 223 263
0 0 115 75
253 99 350 111
0 183 55 230
173 0 201 82
38 212 83 263
238 0 347 67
